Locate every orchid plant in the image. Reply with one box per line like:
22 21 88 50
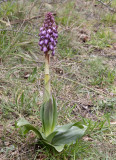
17 13 87 152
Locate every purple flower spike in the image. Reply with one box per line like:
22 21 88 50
39 12 58 56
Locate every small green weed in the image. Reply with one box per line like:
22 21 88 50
111 0 116 9
0 87 40 119
0 1 25 20
55 2 75 26
90 68 115 86
97 98 116 110
88 29 113 48
101 13 116 25
84 57 115 87
57 34 78 58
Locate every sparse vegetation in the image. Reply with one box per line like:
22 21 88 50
0 0 116 159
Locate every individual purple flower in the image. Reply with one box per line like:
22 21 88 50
50 37 54 43
43 46 48 53
40 27 44 31
39 12 58 56
53 27 56 31
46 34 50 39
47 29 52 34
41 30 46 35
40 46 43 51
39 40 44 46
49 44 54 51
44 24 48 28
40 36 45 40
44 39 49 45
53 41 56 46
53 32 58 38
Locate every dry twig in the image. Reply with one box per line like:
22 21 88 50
11 15 42 25
97 0 116 13
0 28 38 38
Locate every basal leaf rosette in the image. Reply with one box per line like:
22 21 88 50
17 117 87 152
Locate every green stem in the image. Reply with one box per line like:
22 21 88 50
44 52 51 102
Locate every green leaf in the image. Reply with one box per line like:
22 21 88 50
52 125 87 146
41 97 57 136
43 98 53 136
17 119 63 152
42 139 64 152
44 121 84 144
51 96 57 131
17 118 44 139
46 131 58 143
21 92 24 108
53 145 64 152
55 121 84 132
40 102 45 131
17 119 87 153
28 67 37 82
41 122 86 152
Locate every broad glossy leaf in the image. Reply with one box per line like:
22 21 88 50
52 125 87 146
42 139 64 152
17 118 44 139
55 121 84 133
53 145 64 152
